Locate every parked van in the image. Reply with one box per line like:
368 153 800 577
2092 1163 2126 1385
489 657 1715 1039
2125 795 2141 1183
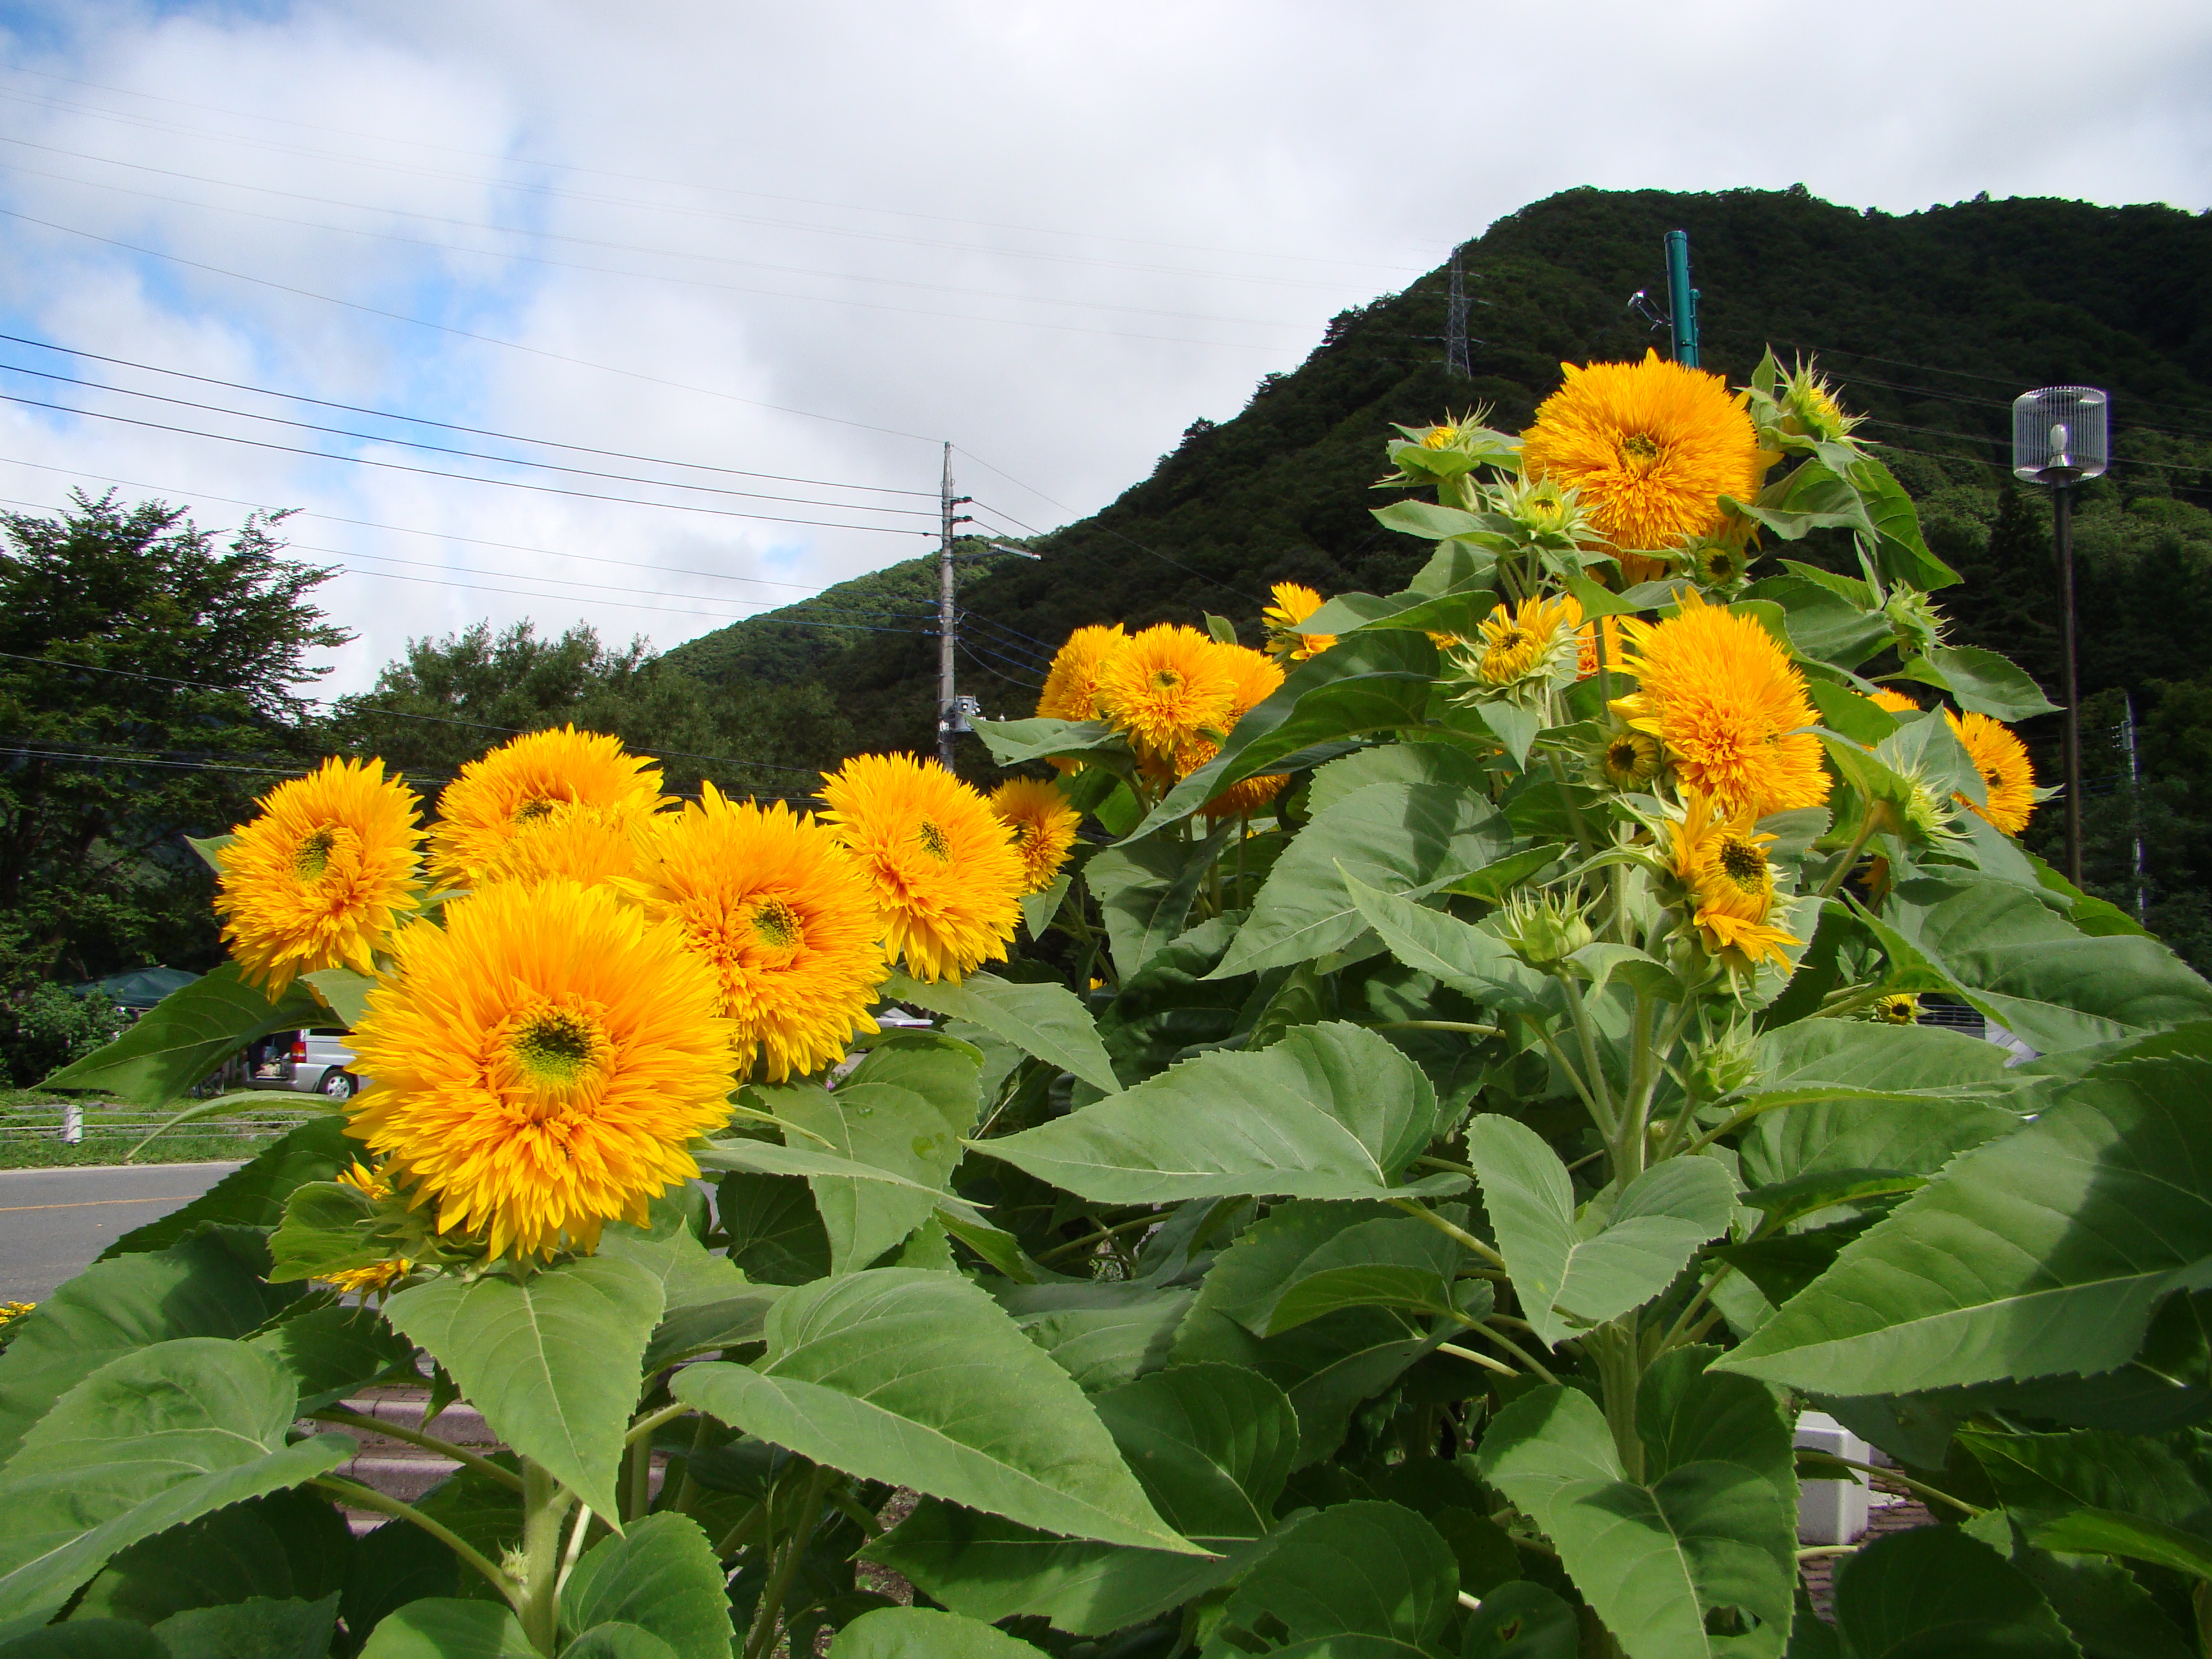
248 1029 364 1100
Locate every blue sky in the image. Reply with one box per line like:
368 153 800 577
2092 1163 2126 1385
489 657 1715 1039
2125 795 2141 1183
0 0 2204 698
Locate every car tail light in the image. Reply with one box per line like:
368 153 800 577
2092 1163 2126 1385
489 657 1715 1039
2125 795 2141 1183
289 1036 307 1061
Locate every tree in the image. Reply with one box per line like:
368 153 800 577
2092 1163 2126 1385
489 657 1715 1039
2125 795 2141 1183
329 620 854 806
0 492 345 984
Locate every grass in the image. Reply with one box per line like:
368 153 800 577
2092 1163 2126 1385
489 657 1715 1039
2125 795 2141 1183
0 1087 327 1169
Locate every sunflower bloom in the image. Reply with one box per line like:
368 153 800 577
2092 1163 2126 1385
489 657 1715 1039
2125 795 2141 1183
319 1162 413 1295
1520 351 1765 562
1875 993 1920 1025
819 753 1025 983
1097 623 1240 769
988 778 1082 895
1946 709 2037 835
1612 590 1831 817
1452 592 1584 699
1667 791 1800 970
1598 730 1663 790
216 758 425 995
347 880 738 1260
636 786 886 1082
1036 626 1128 726
1870 689 1921 716
1196 647 1290 819
474 804 643 892
1263 582 1336 663
429 726 666 891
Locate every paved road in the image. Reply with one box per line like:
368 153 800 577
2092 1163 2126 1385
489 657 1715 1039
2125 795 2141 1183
0 1162 241 1302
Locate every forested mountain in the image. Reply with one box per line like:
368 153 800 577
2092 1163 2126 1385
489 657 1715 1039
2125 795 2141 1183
669 184 2212 961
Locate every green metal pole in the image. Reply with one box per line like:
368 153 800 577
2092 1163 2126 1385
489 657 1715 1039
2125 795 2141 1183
1664 230 1699 367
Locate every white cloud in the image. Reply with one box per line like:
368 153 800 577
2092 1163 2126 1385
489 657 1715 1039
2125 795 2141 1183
0 0 2201 694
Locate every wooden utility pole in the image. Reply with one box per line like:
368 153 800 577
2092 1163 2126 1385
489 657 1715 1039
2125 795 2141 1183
934 444 971 769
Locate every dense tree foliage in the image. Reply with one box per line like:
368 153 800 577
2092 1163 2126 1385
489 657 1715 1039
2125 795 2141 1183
0 492 342 989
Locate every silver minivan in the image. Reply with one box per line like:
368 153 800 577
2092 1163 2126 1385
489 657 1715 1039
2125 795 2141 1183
248 1029 364 1100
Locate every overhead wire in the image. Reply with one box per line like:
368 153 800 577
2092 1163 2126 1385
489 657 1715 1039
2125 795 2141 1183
0 66 1422 278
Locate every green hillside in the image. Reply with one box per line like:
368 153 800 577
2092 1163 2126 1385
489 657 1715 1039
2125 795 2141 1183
670 184 2212 957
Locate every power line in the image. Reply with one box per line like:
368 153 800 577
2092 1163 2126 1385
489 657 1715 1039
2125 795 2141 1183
956 461 1262 605
0 81 1408 290
0 143 1318 344
0 356 939 517
0 204 945 445
1786 337 2212 430
0 332 936 497
0 388 937 534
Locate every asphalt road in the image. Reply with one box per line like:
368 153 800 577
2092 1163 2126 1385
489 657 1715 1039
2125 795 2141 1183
0 1162 241 1302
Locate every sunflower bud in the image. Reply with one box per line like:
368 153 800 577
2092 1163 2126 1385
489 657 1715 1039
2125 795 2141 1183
1685 1023 1759 1099
1884 589 1949 655
1494 890 1592 970
1775 360 1865 447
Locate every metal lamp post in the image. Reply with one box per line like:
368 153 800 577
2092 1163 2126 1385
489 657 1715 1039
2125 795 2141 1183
2011 385 2109 885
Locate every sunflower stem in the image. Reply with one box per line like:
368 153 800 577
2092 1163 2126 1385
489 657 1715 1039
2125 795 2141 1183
311 1477 518 1605
1560 977 1617 1135
744 1461 833 1659
313 1408 525 1494
517 1459 576 1656
1814 815 1880 900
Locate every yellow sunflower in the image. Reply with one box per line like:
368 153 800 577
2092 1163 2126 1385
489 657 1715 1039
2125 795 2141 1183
1667 790 1800 970
1598 730 1663 790
1612 590 1831 818
346 879 739 1260
1778 359 1866 446
1869 689 1921 716
1945 709 2037 835
1874 992 1920 1025
1453 592 1584 697
429 726 666 892
215 758 425 995
1519 350 1766 564
1197 646 1290 820
319 1161 413 1296
1096 623 1240 768
1036 625 1128 726
635 786 886 1082
989 777 1082 895
474 803 642 892
1263 582 1336 663
818 753 1025 983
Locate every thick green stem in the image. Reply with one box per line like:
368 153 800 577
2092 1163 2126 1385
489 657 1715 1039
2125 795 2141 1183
1390 1198 1510 1272
1560 977 1617 1132
1797 1451 1984 1517
744 1462 833 1659
1470 1320 1562 1388
1437 1340 1519 1378
1813 815 1880 901
518 1459 576 1656
1364 1019 1502 1036
1589 1323 1644 1482
314 1407 525 1495
1038 1212 1159 1263
1537 1025 1615 1140
1617 990 1655 1182
312 1477 517 1605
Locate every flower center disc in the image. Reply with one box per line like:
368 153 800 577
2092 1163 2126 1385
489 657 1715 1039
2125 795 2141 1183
507 1002 606 1102
1719 840 1768 888
1621 432 1662 464
917 819 952 862
293 826 338 882
514 796 561 824
749 897 803 953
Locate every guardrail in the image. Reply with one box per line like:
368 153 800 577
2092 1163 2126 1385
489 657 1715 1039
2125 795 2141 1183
0 1100 322 1144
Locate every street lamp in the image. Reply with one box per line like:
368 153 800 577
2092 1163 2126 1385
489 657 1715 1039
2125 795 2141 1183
2012 385 2109 885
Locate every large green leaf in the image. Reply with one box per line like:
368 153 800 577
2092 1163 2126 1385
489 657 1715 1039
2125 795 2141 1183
0 1621 168 1657
1476 1386 1795 1659
671 1269 1194 1552
1827 1527 2078 1658
695 1134 987 1226
1461 1583 1580 1659
973 717 1125 768
1170 1202 1443 1464
1254 1213 1471 1335
1720 1044 2212 1395
2031 1510 2212 1579
355 1599 538 1658
561 1514 733 1659
0 1339 354 1623
1015 1290 1194 1393
43 963 326 1107
1859 876 2212 1053
884 970 1119 1096
778 1080 967 1272
247 1299 416 1413
1959 1425 2212 1537
150 1594 338 1659
980 1022 1461 1205
596 1221 781 1372
1086 825 1237 984
70 1488 351 1626
870 1363 1297 1635
1901 645 2060 723
829 1608 1047 1659
1637 1347 1797 1502
1344 873 1551 1013
1128 632 1441 840
1464 1118 1738 1347
1210 781 1511 977
716 1173 830 1285
383 1254 665 1522
100 1117 361 1259
1306 743 1490 817
1208 1500 1460 1657
0 1231 299 1462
